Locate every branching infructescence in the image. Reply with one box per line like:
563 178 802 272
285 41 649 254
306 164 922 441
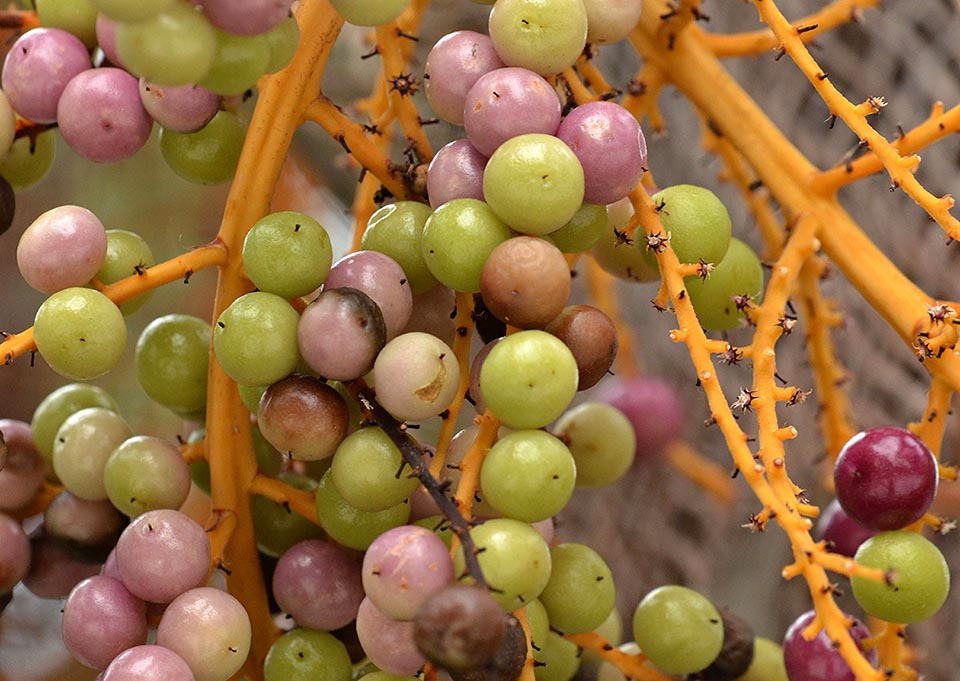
203 4 345 673
304 97 414 201
796 260 858 463
622 62 667 133
0 243 227 363
749 0 960 241
664 440 736 506
700 0 879 58
812 102 960 194
910 377 953 458
4 1 958 679
350 381 489 589
629 178 887 678
699 114 858 466
699 118 784 258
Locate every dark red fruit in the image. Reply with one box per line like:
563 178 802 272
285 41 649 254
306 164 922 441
815 499 877 558
783 610 877 681
833 426 938 531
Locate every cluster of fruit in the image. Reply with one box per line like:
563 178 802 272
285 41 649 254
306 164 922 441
0 0 954 680
0 0 301 190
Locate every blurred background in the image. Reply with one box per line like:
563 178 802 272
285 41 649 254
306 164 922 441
1 0 959 679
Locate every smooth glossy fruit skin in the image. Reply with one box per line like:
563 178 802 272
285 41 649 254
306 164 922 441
685 237 764 331
242 211 333 299
851 531 950 624
488 0 588 77
136 314 210 414
556 402 636 487
17 205 107 294
482 133 585 236
355 596 428 675
478 330 579 430
57 67 154 163
271 539 364 631
815 499 877 558
1 28 91 123
328 0 408 26
782 609 876 681
362 201 438 294
644 185 732 269
582 0 644 45
264 628 352 681
537 543 615 634
213 291 301 387
34 288 127 380
115 4 217 86
453 518 552 611
421 198 513 293
534 631 580 681
738 637 787 681
631 585 723 675
160 110 245 185
96 229 157 315
61 575 148 670
555 100 646 205
479 430 576 522
156 587 251 681
31 383 119 463
833 426 939 531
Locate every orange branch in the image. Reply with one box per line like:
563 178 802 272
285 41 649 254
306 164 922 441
698 0 879 58
0 243 227 364
248 473 322 527
303 96 413 201
375 23 433 162
664 440 736 506
565 632 673 681
749 0 959 240
429 292 476 479
812 102 960 194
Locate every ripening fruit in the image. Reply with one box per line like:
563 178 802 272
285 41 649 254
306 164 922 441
782 609 876 681
34 288 127 381
242 211 333 299
642 184 732 270
213 291 300 387
479 330 579 430
488 0 588 77
686 237 764 331
833 426 938 531
632 585 723 675
851 531 950 624
483 133 585 236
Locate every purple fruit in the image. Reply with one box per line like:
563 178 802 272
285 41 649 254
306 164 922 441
833 426 938 531
596 377 684 459
783 610 877 681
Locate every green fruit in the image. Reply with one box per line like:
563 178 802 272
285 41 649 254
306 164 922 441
632 585 723 675
686 238 764 331
852 530 950 624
